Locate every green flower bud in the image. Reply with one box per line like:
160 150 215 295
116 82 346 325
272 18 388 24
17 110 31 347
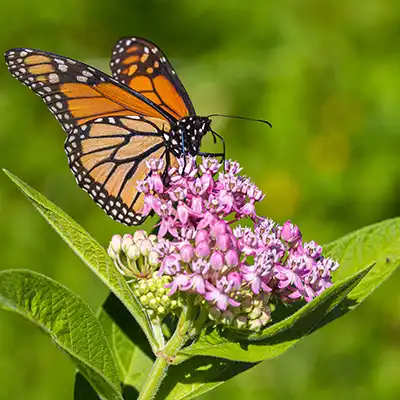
149 297 158 309
249 318 263 331
147 280 156 292
249 306 262 320
138 282 149 295
221 310 235 325
140 295 149 306
146 292 155 301
234 315 248 329
157 305 166 315
160 294 170 305
259 310 271 325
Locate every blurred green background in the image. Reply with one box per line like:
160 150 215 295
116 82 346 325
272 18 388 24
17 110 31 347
1 0 400 399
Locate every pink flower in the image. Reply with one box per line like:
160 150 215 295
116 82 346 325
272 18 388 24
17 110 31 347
281 220 302 245
134 155 339 316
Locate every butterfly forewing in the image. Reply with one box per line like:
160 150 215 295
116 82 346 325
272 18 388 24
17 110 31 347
110 37 195 120
66 115 174 225
4 48 170 133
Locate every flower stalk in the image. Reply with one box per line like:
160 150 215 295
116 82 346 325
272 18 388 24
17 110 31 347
138 296 196 400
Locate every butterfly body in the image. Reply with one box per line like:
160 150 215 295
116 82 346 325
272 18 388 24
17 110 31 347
5 37 218 226
170 116 211 157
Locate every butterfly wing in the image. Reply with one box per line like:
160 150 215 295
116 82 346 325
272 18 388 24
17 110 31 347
4 48 174 133
5 48 176 225
66 115 175 225
110 37 195 120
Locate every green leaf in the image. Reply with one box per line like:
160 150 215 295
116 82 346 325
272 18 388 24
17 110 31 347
313 217 400 330
3 169 157 351
74 293 154 399
156 357 255 400
100 293 154 393
178 264 372 362
0 269 122 400
325 217 400 303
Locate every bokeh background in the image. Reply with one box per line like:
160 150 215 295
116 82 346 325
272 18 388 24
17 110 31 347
1 1 400 399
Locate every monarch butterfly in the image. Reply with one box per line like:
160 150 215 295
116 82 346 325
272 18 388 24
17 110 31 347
4 37 224 226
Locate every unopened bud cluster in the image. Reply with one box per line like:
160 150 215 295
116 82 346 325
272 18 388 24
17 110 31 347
108 230 181 319
208 291 271 331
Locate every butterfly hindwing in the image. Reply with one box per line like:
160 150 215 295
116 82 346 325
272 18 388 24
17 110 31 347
4 48 171 133
65 115 174 225
110 37 195 121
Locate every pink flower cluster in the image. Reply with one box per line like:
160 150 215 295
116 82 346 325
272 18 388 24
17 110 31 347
137 156 339 313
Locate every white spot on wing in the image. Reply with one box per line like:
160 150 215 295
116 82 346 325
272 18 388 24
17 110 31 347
48 73 59 83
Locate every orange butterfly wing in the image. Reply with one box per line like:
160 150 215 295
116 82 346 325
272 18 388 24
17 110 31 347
66 115 175 225
5 48 176 225
110 37 195 121
5 48 172 132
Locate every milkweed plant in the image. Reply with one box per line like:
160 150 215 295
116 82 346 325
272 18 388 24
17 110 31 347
1 155 399 400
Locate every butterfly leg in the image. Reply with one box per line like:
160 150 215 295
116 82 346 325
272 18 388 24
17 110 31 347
180 129 188 173
207 129 226 163
198 151 225 164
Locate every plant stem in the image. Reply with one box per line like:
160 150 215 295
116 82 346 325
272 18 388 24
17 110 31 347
137 354 169 400
138 297 196 400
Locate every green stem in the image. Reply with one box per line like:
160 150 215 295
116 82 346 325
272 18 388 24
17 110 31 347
138 297 195 400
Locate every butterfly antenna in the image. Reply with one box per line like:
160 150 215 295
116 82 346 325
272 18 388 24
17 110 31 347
207 113 272 128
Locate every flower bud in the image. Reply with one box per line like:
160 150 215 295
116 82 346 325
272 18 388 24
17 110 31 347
110 235 123 254
249 318 263 331
227 271 242 290
216 234 231 251
210 251 224 270
281 220 301 244
195 241 211 258
249 306 262 320
126 244 140 260
148 251 159 267
140 295 149 306
221 310 235 325
180 244 194 263
234 315 247 329
195 229 209 245
133 230 147 242
121 234 134 252
160 294 170 305
211 220 227 236
148 234 157 243
140 239 152 256
157 305 166 315
225 249 239 267
151 174 164 193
